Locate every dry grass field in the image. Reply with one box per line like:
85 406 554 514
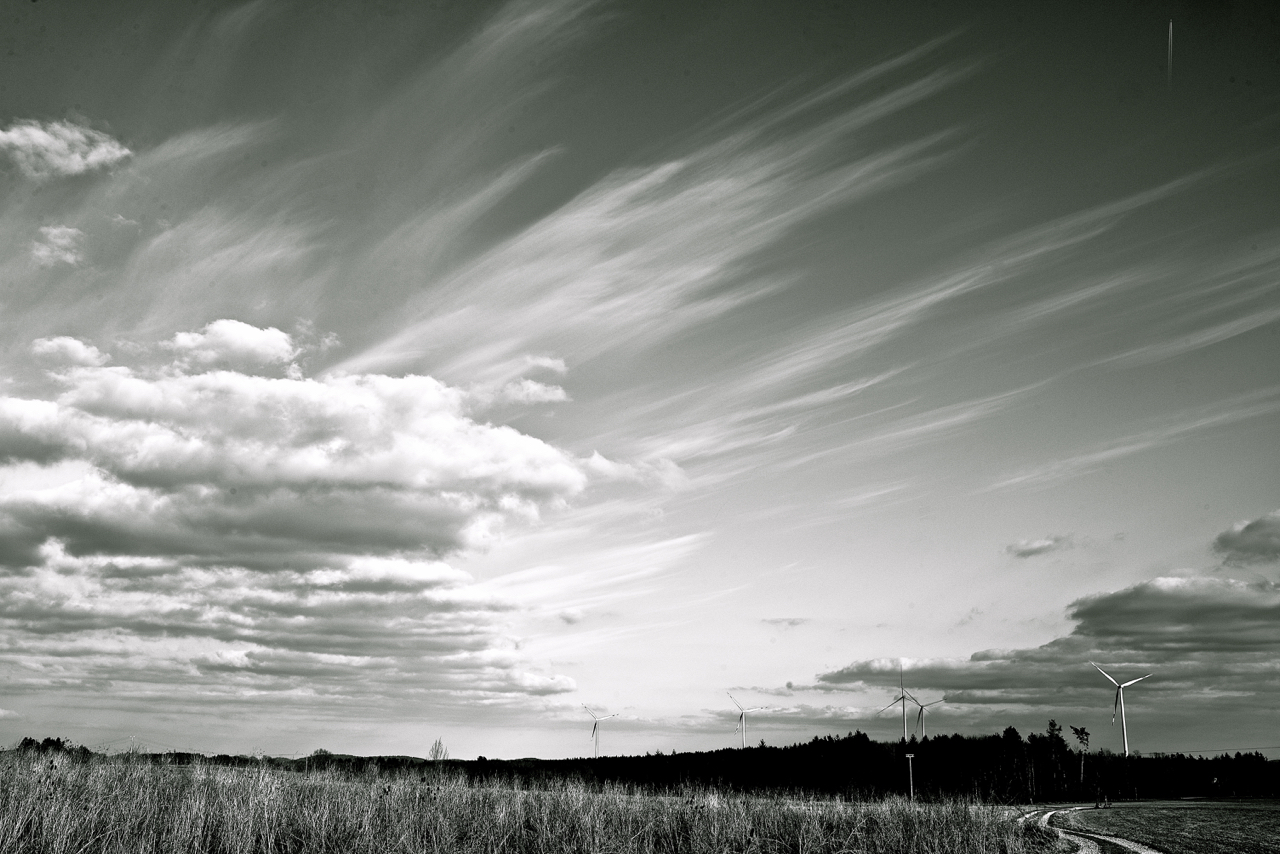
0 752 1059 854
1051 800 1280 854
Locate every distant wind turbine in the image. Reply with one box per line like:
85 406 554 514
583 705 618 758
910 696 944 738
1090 662 1151 757
877 663 915 742
728 693 766 749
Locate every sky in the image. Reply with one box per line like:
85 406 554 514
0 0 1277 761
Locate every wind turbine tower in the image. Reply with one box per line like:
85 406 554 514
877 664 915 742
1090 662 1151 757
728 693 766 749
582 705 618 758
911 697 944 738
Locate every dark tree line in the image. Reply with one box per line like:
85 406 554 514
10 725 1277 801
432 723 1274 801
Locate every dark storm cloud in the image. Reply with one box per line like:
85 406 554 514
815 576 1280 709
1068 577 1280 654
1213 511 1280 563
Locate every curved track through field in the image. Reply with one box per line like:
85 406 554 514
1019 806 1164 854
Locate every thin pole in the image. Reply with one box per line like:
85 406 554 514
906 753 915 801
1167 20 1173 89
1119 689 1129 757
900 666 906 742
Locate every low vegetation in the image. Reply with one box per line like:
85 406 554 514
0 750 1057 854
1052 802 1280 854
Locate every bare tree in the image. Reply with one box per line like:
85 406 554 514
1070 725 1089 785
428 737 449 761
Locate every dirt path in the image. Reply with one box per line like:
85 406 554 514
1020 806 1164 854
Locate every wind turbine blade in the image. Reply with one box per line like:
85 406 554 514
1112 687 1121 723
878 696 904 715
727 692 744 711
1122 674 1152 688
916 706 924 734
591 721 598 738
603 714 619 721
1091 662 1119 686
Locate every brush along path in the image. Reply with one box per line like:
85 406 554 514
0 753 1058 853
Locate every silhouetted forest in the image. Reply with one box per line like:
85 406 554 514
13 723 1278 802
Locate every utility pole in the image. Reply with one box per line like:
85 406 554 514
906 753 915 801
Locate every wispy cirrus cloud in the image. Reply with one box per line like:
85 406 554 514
988 387 1280 491
1093 243 1280 368
1102 305 1280 367
486 533 706 618
335 53 966 381
0 120 130 180
593 170 1218 485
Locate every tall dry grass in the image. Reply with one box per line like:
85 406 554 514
0 752 1056 853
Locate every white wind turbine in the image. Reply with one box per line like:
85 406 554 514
1090 662 1151 757
911 697 944 738
583 705 618 758
877 664 914 742
728 693 766 749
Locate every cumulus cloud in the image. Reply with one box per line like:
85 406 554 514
0 323 638 710
164 319 299 367
30 226 84 267
1005 534 1072 558
467 378 569 409
0 334 592 562
31 336 107 367
1213 511 1280 563
0 120 131 180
